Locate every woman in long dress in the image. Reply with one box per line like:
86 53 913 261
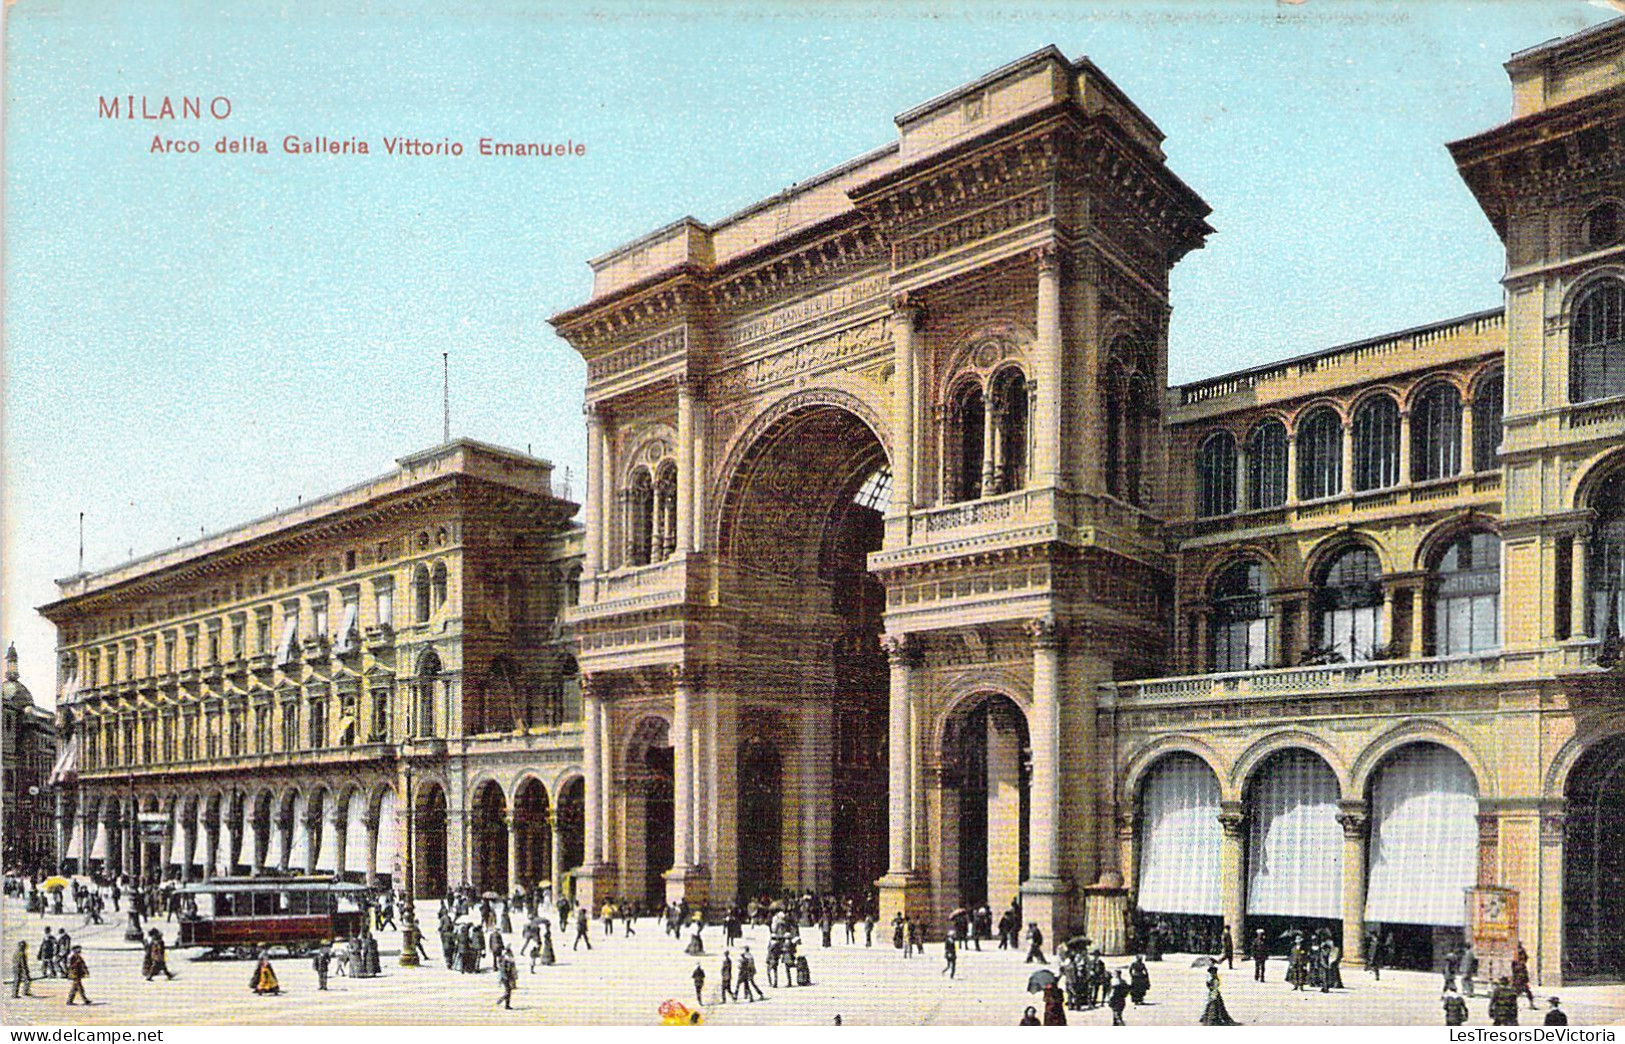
684 918 705 956
537 921 556 967
249 953 281 995
1199 962 1238 1025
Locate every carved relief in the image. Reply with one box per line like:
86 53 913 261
710 319 894 401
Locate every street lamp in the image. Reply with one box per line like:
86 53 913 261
399 760 419 968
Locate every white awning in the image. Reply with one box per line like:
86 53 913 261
67 818 84 861
276 614 299 664
1364 745 1478 927
1246 750 1343 919
334 601 360 653
1137 754 1223 916
48 732 80 786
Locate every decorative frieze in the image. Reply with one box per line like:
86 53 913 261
710 318 893 401
892 190 1050 267
586 328 686 383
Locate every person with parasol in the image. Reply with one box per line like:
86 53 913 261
1198 960 1239 1025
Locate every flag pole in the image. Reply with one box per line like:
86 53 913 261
443 352 451 444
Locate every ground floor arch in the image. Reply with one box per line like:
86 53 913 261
471 780 509 894
623 715 674 906
1244 748 1344 941
939 693 1030 914
1363 742 1479 970
414 782 448 898
1564 733 1625 983
513 778 552 893
737 734 783 902
1135 751 1223 953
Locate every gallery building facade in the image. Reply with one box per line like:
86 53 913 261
44 20 1625 987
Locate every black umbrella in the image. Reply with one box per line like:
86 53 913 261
1027 968 1059 992
1191 956 1218 967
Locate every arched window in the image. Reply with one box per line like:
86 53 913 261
564 565 581 608
952 382 985 503
431 561 448 610
1572 279 1625 402
1211 560 1269 671
413 566 432 623
1315 546 1384 662
1123 374 1152 508
1411 383 1462 482
625 467 654 566
1353 395 1400 491
1296 407 1343 501
654 461 678 561
1590 470 1625 641
1472 369 1503 472
1434 530 1500 655
990 368 1029 495
1104 364 1124 501
1196 432 1238 517
414 651 442 738
1247 420 1289 510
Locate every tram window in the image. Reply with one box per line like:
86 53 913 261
215 894 234 917
253 892 280 916
287 892 310 915
308 892 333 914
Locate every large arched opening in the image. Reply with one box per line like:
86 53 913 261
1135 752 1224 954
940 693 1031 914
1564 733 1625 983
1362 742 1479 971
1242 748 1344 943
512 779 552 892
556 776 585 900
718 401 890 901
414 782 448 898
625 715 674 906
471 781 509 894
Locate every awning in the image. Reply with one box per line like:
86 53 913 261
276 614 299 665
48 732 80 786
334 601 360 653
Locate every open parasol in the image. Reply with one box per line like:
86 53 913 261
1027 968 1059 992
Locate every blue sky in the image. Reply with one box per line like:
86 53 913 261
2 0 1614 700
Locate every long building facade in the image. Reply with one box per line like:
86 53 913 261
42 20 1625 990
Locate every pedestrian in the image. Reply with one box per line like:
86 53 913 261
1019 1006 1041 1026
497 953 518 1009
1251 928 1268 983
1442 947 1461 993
145 929 176 981
942 935 957 978
10 941 32 998
1041 980 1066 1025
737 946 765 1002
1443 986 1469 1026
719 951 734 1003
1222 926 1235 970
535 920 556 969
1199 963 1238 1026
863 912 875 948
1129 955 1150 1005
65 947 91 1006
1461 944 1479 998
313 942 331 991
1512 945 1537 1010
692 963 706 1006
1108 970 1130 1026
1366 931 1384 981
1321 939 1343 991
1024 922 1046 964
1490 976 1520 1026
37 931 55 980
1544 998 1568 1026
573 907 593 951
250 952 282 996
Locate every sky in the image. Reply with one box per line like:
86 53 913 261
2 0 1615 705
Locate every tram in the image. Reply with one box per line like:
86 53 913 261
174 876 371 957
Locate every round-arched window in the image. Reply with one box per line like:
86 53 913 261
1434 531 1500 655
1315 546 1383 662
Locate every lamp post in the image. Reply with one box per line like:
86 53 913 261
399 760 419 967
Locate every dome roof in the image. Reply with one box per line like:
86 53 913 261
3 643 35 710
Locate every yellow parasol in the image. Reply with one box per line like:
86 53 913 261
42 876 70 891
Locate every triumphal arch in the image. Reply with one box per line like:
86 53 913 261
551 47 1212 942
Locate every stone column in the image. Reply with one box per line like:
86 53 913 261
676 381 695 555
54 792 67 875
1571 533 1590 638
1285 431 1300 505
1026 616 1062 881
364 813 380 888
598 698 613 861
583 678 601 865
1340 419 1354 496
1397 409 1413 484
1337 803 1368 965
1034 243 1063 487
304 812 320 875
877 634 926 924
1218 803 1247 943
672 666 693 870
1410 581 1428 657
1115 812 1141 898
332 810 348 878
980 388 997 496
505 813 520 894
1459 399 1474 476
1193 610 1210 674
549 811 564 903
891 295 920 513
1021 615 1071 941
223 813 240 878
1537 808 1566 986
249 815 265 876
584 405 604 575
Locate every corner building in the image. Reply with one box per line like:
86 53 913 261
42 441 587 902
550 26 1625 987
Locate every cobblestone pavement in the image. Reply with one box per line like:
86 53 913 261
4 898 1622 1026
